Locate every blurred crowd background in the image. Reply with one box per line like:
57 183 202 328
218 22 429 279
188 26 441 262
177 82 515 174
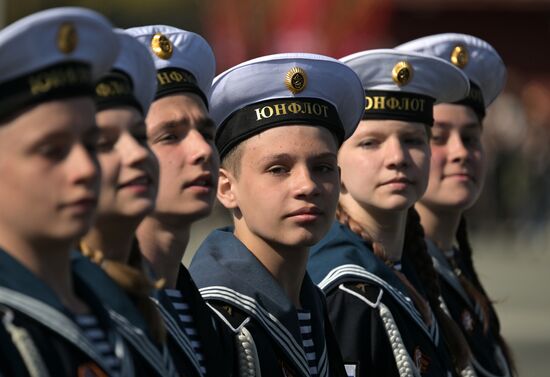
3 0 550 375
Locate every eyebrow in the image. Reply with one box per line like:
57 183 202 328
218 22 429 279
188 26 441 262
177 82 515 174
258 151 337 164
151 116 215 133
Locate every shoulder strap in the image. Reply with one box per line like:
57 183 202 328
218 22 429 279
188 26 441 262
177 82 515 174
338 282 384 308
208 301 251 333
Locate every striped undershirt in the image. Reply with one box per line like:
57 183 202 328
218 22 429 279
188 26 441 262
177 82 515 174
164 288 207 374
74 314 121 377
297 309 319 377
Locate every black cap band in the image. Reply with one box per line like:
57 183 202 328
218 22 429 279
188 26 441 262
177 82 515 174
216 97 344 160
94 70 142 114
454 81 485 120
363 90 435 126
154 68 208 109
0 62 94 121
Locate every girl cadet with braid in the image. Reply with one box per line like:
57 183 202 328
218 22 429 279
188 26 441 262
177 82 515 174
0 7 136 377
307 49 472 377
189 53 366 377
71 29 178 376
396 33 515 377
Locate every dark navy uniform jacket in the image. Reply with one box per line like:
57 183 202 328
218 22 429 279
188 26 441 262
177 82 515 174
151 264 235 377
0 248 133 377
307 221 458 377
76 241 234 377
189 227 348 377
72 251 177 377
427 239 513 377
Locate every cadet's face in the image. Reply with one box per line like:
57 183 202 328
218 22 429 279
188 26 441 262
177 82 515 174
419 104 485 211
228 126 340 248
339 119 430 212
146 93 220 222
94 107 158 221
0 98 100 241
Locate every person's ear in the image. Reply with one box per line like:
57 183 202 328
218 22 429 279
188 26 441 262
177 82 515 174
217 168 238 209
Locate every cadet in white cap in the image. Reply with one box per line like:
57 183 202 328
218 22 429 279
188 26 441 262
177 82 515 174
189 52 365 377
0 7 133 377
69 29 181 377
307 49 472 377
397 34 515 377
126 25 232 377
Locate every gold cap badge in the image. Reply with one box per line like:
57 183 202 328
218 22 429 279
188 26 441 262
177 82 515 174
57 23 78 54
450 44 468 69
392 61 413 86
151 33 173 60
285 67 307 94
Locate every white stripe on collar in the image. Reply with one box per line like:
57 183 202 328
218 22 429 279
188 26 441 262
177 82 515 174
318 264 439 345
0 286 133 376
200 285 330 377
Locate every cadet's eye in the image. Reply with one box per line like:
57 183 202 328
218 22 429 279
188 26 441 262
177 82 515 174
430 132 448 145
156 133 179 144
37 143 70 160
315 163 336 173
96 138 116 153
359 139 378 148
267 165 289 175
461 133 481 147
404 136 426 146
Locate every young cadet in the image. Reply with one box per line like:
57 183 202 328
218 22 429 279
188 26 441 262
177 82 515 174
189 53 365 377
126 25 233 377
0 7 135 376
396 34 515 377
71 29 178 376
307 49 472 377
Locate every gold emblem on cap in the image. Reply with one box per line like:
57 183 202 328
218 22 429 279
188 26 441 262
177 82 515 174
285 67 307 94
57 22 78 54
392 61 413 86
450 44 469 68
151 33 173 59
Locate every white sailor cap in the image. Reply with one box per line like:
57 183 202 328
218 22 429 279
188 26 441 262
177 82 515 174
125 25 215 108
396 33 506 117
211 53 366 160
95 29 156 116
0 7 119 120
341 49 470 125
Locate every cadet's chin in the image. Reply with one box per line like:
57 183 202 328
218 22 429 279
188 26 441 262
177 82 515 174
292 228 328 248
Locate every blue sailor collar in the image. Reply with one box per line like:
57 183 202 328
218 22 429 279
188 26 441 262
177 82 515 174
307 221 439 343
71 252 177 377
308 221 410 293
190 227 330 377
71 251 150 333
0 248 72 314
151 263 211 377
0 248 134 374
